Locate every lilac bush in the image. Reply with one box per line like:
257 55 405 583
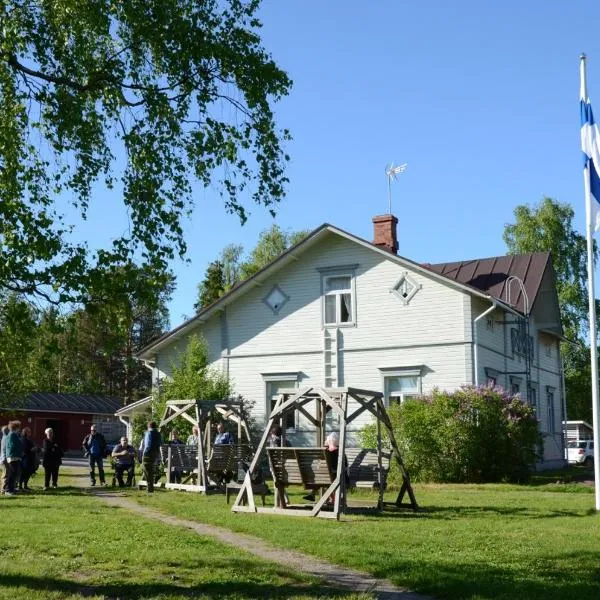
360 386 542 484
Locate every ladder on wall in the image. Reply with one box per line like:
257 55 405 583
323 328 339 388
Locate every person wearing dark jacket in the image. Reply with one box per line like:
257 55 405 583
141 421 162 493
19 427 36 491
42 427 63 490
82 424 107 486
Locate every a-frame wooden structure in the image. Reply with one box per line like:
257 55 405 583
232 386 418 519
158 398 253 493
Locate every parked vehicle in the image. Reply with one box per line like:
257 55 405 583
567 440 594 467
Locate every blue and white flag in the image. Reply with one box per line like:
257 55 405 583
581 66 600 232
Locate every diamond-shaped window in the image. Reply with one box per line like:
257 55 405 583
263 285 289 314
391 272 421 305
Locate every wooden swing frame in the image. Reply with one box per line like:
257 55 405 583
155 398 253 493
231 386 418 519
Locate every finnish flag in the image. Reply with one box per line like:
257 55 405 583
581 76 600 232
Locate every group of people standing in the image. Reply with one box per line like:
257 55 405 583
0 421 63 495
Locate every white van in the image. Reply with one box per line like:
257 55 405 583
567 440 594 467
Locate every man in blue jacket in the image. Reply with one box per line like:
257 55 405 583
141 421 162 493
82 425 107 486
4 420 23 496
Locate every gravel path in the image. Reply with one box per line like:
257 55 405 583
94 491 432 600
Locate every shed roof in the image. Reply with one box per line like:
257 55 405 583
423 252 551 315
8 393 122 415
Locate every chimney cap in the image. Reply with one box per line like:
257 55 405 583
372 214 398 224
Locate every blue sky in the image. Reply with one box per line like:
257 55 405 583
76 1 600 325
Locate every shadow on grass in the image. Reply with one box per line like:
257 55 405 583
0 572 362 599
370 551 600 600
415 504 591 519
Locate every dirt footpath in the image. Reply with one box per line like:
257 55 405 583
94 491 432 600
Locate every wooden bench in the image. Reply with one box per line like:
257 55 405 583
267 447 334 489
345 447 391 489
158 444 201 484
206 444 235 484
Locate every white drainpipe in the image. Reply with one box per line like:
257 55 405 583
473 300 498 386
118 416 131 442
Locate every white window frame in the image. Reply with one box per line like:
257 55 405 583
379 367 422 406
262 284 289 315
390 271 422 306
262 372 300 432
317 265 358 328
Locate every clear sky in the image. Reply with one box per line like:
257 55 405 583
74 1 600 325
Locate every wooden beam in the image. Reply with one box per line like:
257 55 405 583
269 386 315 419
297 405 319 427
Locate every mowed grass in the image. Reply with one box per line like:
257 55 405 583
126 473 600 600
0 468 371 600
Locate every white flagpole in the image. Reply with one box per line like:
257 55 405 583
580 53 600 511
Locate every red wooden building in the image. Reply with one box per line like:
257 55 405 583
2 393 124 452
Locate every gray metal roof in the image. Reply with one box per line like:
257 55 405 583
11 393 122 415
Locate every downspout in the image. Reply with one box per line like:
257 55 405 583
473 300 498 386
560 355 568 463
118 416 132 443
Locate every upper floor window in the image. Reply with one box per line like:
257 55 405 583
324 275 352 325
390 272 421 305
511 324 534 360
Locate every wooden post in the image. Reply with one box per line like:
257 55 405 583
167 445 172 484
195 403 201 486
376 398 384 510
334 391 348 519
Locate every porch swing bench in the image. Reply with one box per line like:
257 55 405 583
267 447 334 496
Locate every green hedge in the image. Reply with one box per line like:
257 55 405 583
360 386 542 484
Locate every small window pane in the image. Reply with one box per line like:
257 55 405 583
325 295 336 323
340 293 351 322
284 411 296 430
267 379 297 430
387 376 419 393
326 276 351 292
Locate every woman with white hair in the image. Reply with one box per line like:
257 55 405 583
42 428 63 490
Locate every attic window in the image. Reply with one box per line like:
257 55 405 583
391 272 421 305
263 285 289 314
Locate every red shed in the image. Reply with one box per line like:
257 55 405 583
3 393 124 452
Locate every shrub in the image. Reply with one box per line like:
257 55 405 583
151 334 255 441
359 386 542 484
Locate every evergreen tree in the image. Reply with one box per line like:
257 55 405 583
195 261 226 312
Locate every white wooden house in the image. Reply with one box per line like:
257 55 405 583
136 215 566 468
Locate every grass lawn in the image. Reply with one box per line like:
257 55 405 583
0 468 371 600
125 470 600 600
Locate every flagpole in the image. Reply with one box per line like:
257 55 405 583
580 53 600 511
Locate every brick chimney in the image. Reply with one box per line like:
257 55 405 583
372 214 398 254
